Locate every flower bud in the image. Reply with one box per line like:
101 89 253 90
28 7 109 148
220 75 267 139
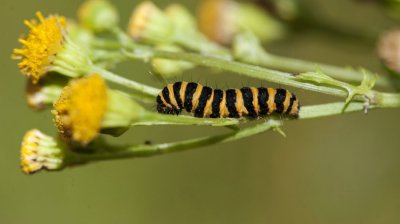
21 129 67 174
67 22 95 53
165 4 197 35
232 31 269 65
128 1 174 44
151 45 194 79
197 0 285 45
128 1 231 58
78 0 119 32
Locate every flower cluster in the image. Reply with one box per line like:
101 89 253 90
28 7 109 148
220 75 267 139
14 0 262 174
13 1 152 174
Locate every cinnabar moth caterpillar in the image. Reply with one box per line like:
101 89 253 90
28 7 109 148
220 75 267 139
157 81 300 118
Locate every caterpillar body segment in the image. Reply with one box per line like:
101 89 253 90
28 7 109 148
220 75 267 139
156 82 300 118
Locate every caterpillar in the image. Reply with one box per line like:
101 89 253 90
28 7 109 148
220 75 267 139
156 81 300 118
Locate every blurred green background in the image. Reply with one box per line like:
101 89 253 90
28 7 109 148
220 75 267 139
1 0 400 223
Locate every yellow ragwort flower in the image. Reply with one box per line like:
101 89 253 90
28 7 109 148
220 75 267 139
21 129 66 174
13 12 92 84
53 74 108 144
53 74 146 144
13 12 67 83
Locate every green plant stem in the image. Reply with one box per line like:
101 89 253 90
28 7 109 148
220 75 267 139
299 102 368 119
92 47 400 111
135 112 240 127
70 120 281 162
124 49 369 101
97 48 400 109
174 33 232 59
92 66 159 98
375 92 400 107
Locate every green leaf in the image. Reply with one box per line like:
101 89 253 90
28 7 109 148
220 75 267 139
296 68 376 112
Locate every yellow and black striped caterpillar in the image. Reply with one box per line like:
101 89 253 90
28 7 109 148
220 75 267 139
157 81 300 118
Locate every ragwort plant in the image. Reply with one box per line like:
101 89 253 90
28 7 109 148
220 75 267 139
13 0 400 174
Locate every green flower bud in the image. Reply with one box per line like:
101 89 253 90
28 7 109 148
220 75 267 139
165 4 197 35
232 32 269 65
197 0 286 45
151 45 194 79
67 22 95 54
78 0 119 32
128 1 175 44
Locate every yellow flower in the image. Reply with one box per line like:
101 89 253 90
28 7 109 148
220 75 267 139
13 12 92 84
53 74 145 144
13 12 66 83
21 129 66 174
53 74 108 144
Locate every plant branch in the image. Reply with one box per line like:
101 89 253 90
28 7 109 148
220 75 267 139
70 119 281 162
69 97 400 164
94 48 400 111
124 49 373 102
92 66 159 98
135 112 240 127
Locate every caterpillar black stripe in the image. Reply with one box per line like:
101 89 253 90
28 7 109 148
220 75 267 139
157 82 300 118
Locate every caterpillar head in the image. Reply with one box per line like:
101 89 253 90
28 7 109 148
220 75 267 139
156 95 180 115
